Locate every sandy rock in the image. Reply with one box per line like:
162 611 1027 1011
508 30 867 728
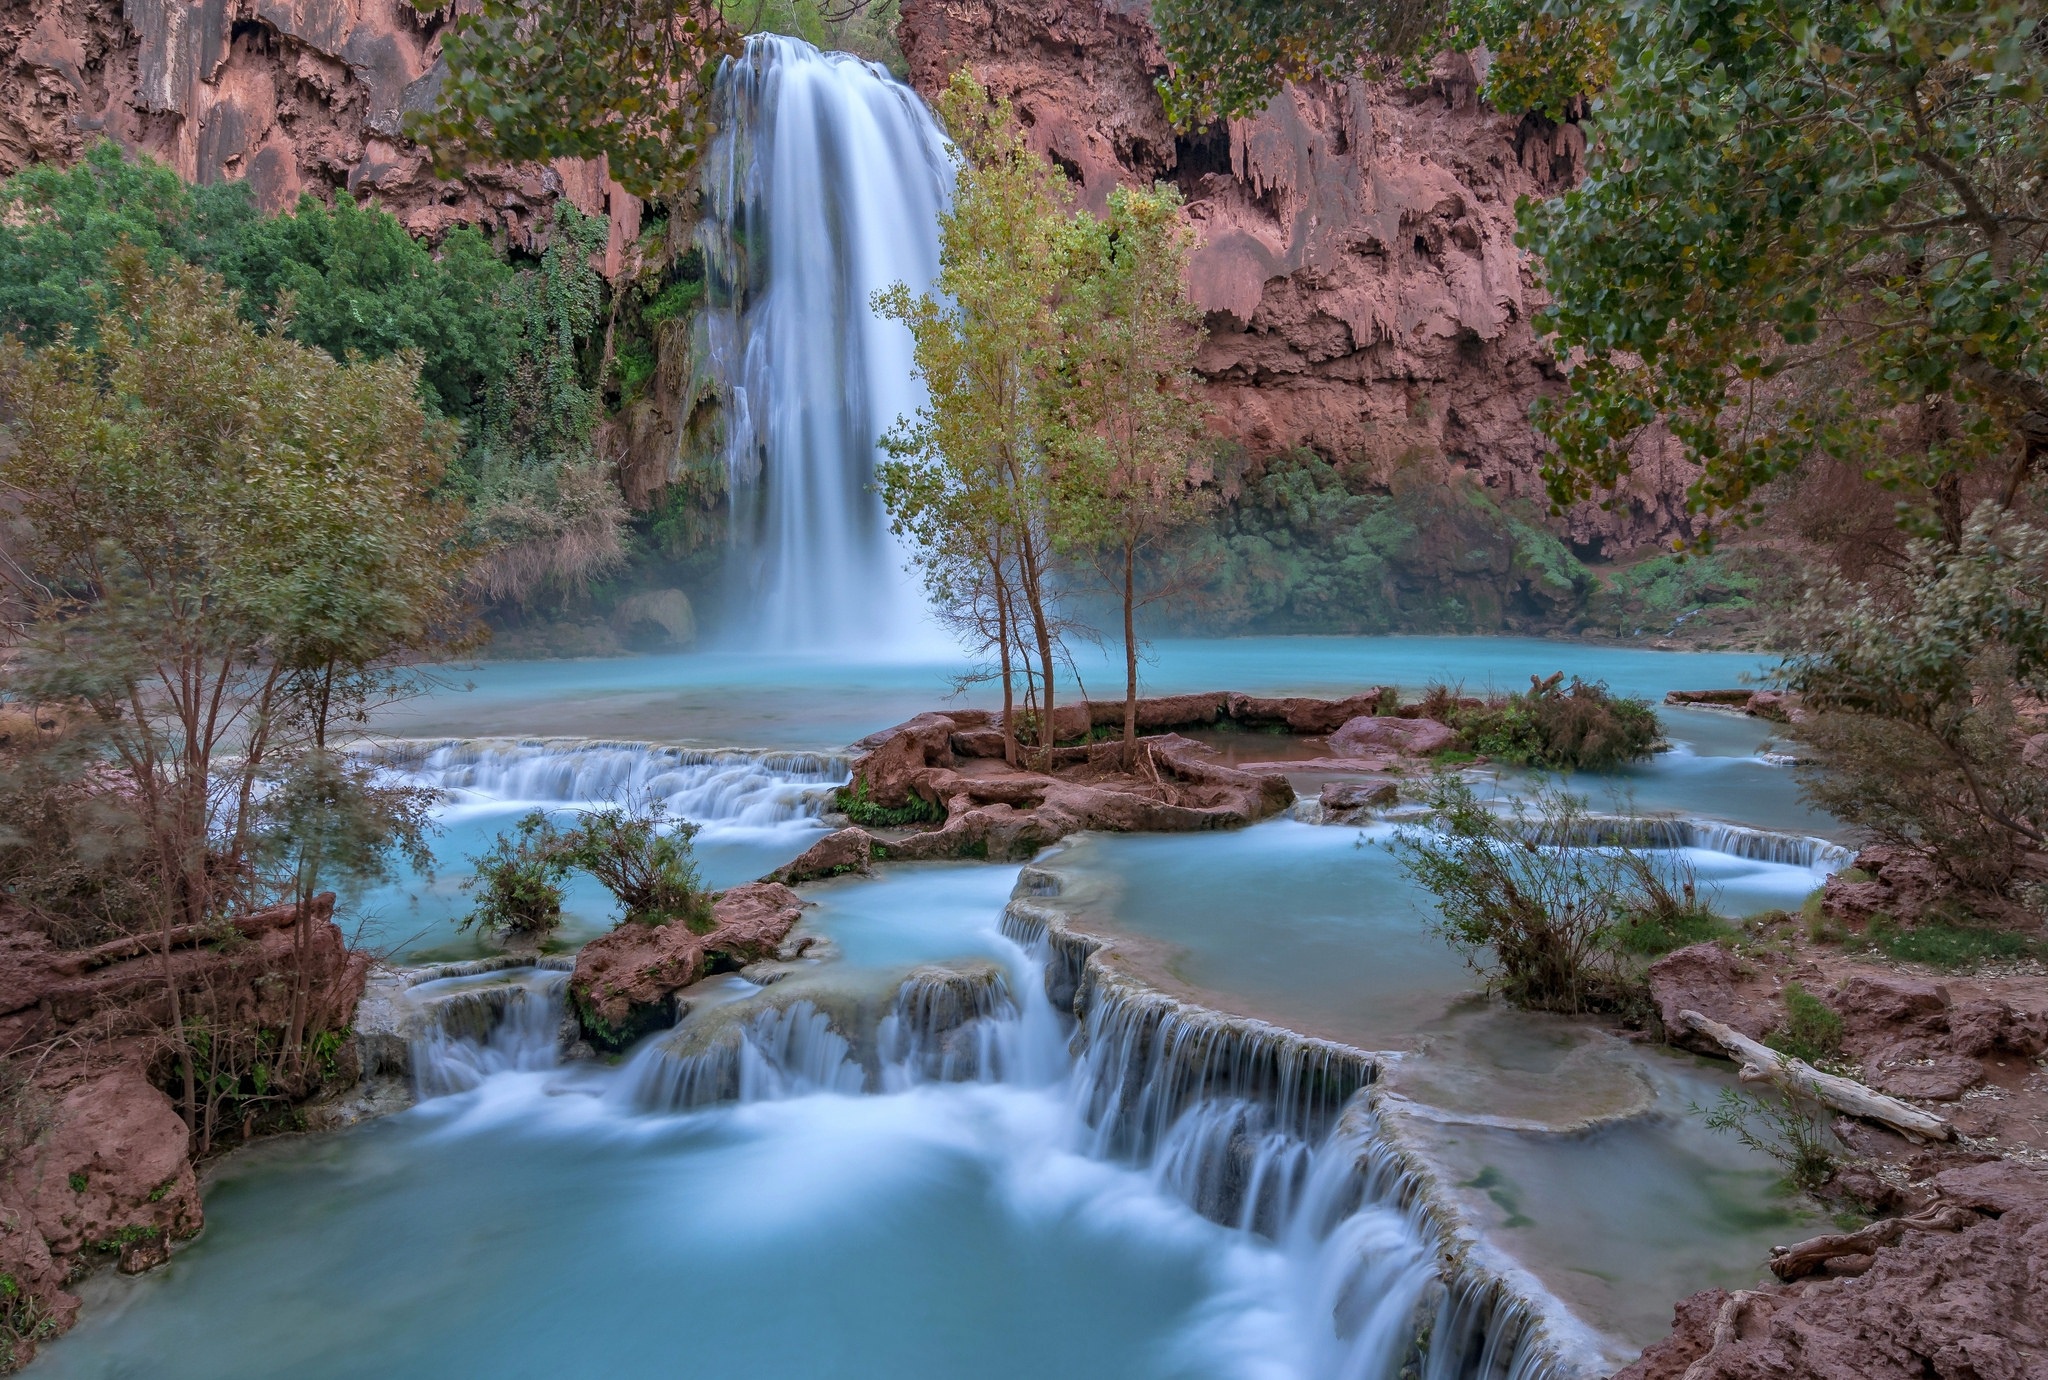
1946 1001 2048 1059
1329 715 1457 757
1833 972 1952 1038
1864 1047 1985 1102
1646 943 1775 1052
1744 690 1809 723
1664 689 1755 707
569 882 806 1049
1319 781 1400 823
767 828 877 885
1226 692 1384 735
1934 1160 2048 1216
612 589 696 648
1620 1203 2048 1380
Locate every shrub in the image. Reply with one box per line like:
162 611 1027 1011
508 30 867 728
1698 1088 1838 1193
1392 777 1640 1013
1442 674 1661 771
559 801 713 930
834 779 945 829
1865 917 2041 970
461 811 573 940
1766 982 1845 1065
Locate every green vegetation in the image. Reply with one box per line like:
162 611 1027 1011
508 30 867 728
462 812 576 940
0 251 469 1152
1865 916 2042 971
465 801 716 935
1698 1088 1839 1193
1766 982 1846 1066
1391 777 1713 1013
67 1173 87 1194
835 780 946 829
1156 454 1591 636
1425 674 1660 771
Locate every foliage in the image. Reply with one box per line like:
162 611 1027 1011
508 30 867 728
1443 674 1661 771
0 252 473 1145
876 74 1090 760
1865 915 2042 969
215 194 517 426
834 779 944 829
1392 777 1643 1012
1767 982 1846 1065
404 0 736 202
1698 1087 1839 1193
1584 551 1764 642
723 0 906 74
1781 504 2048 908
1052 182 1213 759
0 142 253 348
1154 453 1593 635
558 801 714 929
1526 0 2048 540
461 811 574 939
1150 0 1610 128
456 205 629 604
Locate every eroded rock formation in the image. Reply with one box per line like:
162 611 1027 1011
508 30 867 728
0 0 644 271
899 0 1696 557
0 893 365 1367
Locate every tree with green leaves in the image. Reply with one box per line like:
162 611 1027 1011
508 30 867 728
404 0 735 202
1525 0 2047 545
0 251 474 1141
1055 183 1213 764
877 74 1085 762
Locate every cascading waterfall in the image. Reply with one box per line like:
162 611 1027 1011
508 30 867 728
1521 814 1850 871
365 738 847 828
407 970 571 1097
698 35 954 655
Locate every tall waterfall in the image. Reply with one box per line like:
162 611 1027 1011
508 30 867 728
699 35 954 656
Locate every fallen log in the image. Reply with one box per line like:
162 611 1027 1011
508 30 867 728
1767 1203 1977 1280
1678 1008 1955 1143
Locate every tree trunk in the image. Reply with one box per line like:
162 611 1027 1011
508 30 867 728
1678 1009 1955 1141
1122 534 1137 769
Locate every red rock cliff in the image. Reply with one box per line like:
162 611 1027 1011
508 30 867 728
0 0 644 272
899 0 1695 556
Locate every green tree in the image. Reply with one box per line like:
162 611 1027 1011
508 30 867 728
403 0 735 202
0 141 254 347
877 74 1084 761
0 252 474 1142
1056 183 1213 763
462 811 575 940
1525 0 2048 543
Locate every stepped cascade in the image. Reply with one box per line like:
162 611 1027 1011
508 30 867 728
698 35 955 656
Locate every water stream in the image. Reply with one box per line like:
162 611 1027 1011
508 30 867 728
698 35 954 656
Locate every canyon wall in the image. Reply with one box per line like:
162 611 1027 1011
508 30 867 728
0 0 643 273
899 0 1694 557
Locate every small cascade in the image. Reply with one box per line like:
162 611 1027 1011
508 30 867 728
408 970 570 1098
698 34 954 654
365 738 847 826
875 962 1020 1088
1520 814 1849 871
625 998 866 1110
1071 971 1374 1163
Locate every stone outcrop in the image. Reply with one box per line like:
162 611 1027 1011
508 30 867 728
0 892 365 1368
568 882 809 1051
900 0 1697 558
1 0 645 271
1618 1170 2048 1380
1330 713 1457 758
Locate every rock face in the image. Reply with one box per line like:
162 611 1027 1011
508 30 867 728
1329 714 1456 757
0 892 365 1367
0 0 645 270
569 882 809 1050
899 0 1697 557
1619 1180 2048 1380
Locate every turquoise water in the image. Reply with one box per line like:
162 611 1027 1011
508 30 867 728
372 637 1775 748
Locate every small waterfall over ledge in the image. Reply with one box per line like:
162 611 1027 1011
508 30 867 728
363 738 848 827
698 35 954 654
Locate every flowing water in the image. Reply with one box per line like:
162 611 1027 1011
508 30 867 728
698 35 954 656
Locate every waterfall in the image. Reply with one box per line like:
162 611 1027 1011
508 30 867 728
698 34 954 655
1519 814 1850 871
365 738 848 828
407 970 571 1098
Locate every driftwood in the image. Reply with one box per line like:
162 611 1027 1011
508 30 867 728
1681 1290 1766 1380
1678 1008 1955 1143
1767 1203 1977 1281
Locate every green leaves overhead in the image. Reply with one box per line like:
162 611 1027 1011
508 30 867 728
1526 0 2048 537
403 0 737 202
